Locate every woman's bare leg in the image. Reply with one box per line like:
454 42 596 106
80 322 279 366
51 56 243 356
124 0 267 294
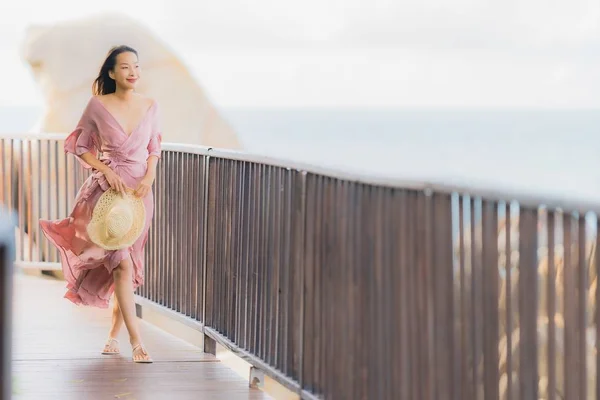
112 257 151 362
102 297 124 353
109 295 124 337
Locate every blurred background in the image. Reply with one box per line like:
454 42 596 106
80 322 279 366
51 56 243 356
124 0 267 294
1 0 600 197
3 2 600 398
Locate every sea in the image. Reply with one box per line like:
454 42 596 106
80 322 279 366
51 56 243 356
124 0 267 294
2 106 600 209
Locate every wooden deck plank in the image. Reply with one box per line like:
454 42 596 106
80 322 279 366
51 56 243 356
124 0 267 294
11 273 270 400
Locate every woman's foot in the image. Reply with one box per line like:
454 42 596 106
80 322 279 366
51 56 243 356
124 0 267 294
101 337 120 355
132 343 153 363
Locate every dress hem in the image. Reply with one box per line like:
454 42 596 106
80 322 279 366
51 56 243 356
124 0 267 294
39 217 144 309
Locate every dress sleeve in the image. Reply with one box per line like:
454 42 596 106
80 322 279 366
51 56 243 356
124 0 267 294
147 101 162 159
64 98 100 169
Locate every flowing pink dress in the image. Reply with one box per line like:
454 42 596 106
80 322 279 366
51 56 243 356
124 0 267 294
39 96 162 308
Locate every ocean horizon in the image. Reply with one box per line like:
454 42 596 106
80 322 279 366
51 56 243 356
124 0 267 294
2 105 600 207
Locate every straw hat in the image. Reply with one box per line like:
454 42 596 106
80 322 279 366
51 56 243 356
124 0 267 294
87 188 146 250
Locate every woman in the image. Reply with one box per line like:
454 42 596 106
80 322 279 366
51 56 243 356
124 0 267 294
39 45 161 363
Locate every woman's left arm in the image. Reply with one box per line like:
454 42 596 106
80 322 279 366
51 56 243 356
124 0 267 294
145 155 159 181
135 99 162 198
134 155 159 198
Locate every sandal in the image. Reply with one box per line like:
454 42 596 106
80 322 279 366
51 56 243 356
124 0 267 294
132 344 153 363
101 337 120 355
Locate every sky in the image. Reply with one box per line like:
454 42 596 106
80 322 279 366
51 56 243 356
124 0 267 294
0 0 599 108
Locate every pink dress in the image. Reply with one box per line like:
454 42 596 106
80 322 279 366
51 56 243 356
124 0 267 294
39 96 162 308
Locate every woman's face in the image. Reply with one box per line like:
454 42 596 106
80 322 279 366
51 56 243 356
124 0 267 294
109 51 141 90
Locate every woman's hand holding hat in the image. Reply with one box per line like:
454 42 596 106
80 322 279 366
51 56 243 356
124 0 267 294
134 175 154 198
104 168 128 194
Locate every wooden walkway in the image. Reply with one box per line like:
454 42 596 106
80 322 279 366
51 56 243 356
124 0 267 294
11 273 271 400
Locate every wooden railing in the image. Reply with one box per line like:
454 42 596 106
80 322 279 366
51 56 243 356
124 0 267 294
2 134 600 399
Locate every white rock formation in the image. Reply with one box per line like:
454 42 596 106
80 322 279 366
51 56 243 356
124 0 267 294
20 12 242 149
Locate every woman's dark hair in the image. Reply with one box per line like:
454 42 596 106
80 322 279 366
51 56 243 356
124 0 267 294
92 45 138 95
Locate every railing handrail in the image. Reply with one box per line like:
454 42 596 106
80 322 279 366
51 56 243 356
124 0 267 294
3 132 598 215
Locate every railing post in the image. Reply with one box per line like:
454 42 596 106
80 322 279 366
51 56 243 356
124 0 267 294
203 333 217 356
201 155 212 352
297 171 307 389
0 209 16 400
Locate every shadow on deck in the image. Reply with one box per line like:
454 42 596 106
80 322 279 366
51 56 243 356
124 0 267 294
11 273 270 400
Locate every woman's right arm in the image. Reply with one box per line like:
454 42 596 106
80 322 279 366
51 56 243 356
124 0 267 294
79 152 128 194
